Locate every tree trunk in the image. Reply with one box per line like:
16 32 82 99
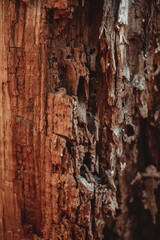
0 0 160 239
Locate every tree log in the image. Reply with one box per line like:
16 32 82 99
0 0 160 239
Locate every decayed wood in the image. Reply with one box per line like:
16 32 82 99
0 0 160 239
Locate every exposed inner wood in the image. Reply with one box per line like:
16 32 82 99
0 0 160 239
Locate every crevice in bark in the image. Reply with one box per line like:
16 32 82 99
138 119 152 171
1 0 160 239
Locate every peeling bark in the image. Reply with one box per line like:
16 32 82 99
0 0 160 239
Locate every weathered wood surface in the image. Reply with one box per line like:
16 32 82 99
0 0 160 239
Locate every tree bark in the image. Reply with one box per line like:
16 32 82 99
0 0 160 239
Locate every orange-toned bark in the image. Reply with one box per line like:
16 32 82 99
0 1 160 240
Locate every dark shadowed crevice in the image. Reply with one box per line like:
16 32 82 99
125 124 135 137
138 119 152 171
77 77 86 104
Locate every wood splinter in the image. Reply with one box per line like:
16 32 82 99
116 0 129 79
116 0 129 45
153 37 160 77
99 0 111 40
131 165 160 185
116 24 128 45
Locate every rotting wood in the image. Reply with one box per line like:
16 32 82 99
0 0 160 239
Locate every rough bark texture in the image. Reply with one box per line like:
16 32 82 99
0 0 160 239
